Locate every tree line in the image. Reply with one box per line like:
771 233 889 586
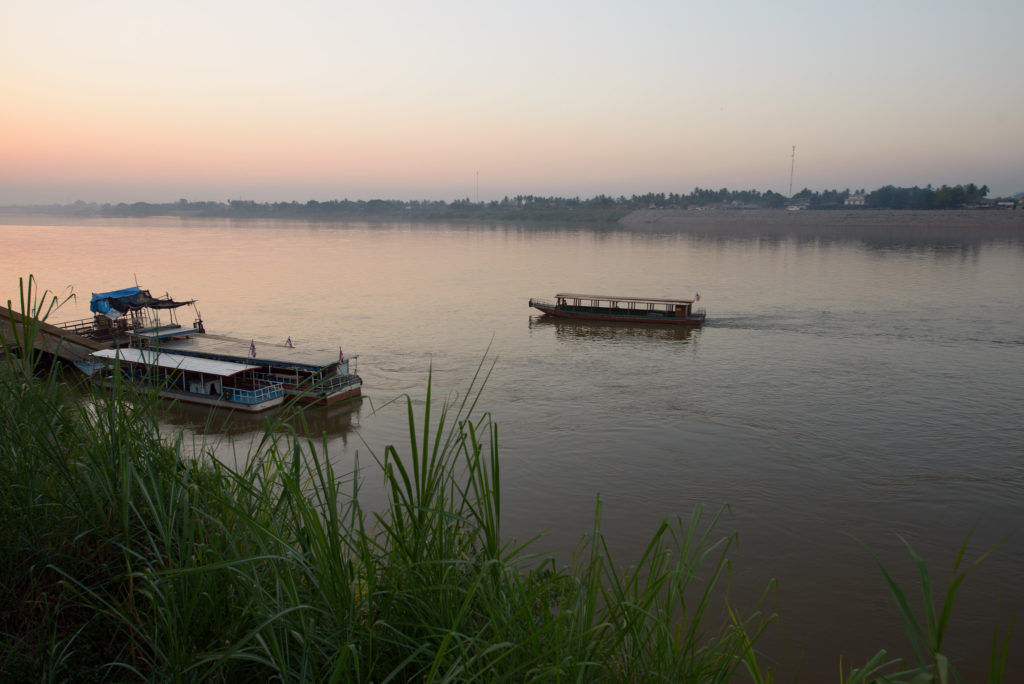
38 183 1001 223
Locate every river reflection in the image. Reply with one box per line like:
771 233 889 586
158 396 362 441
528 314 700 343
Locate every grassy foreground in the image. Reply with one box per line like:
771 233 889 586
0 278 1011 682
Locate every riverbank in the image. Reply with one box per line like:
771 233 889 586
619 208 1024 241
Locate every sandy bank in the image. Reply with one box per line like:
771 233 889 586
619 208 1024 241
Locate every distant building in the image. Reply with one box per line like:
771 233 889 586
972 199 1018 209
844 192 866 206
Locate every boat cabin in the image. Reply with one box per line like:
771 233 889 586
91 347 284 412
554 293 700 318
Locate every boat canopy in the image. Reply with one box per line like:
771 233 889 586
90 286 196 317
555 293 696 305
92 348 258 377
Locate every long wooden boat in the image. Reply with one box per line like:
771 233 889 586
89 347 285 413
529 293 706 326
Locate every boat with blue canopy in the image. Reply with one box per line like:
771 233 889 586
58 286 204 342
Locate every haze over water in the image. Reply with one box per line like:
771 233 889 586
2 213 1022 678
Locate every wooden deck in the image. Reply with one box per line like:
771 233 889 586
0 305 107 364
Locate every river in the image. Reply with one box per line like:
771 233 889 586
3 211 1022 678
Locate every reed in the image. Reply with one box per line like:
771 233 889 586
840 533 1012 684
0 277 1010 682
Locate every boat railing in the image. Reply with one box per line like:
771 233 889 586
55 316 97 335
56 314 140 341
314 372 361 392
225 379 284 404
254 370 295 386
255 370 360 393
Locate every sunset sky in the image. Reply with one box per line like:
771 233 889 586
3 0 1022 205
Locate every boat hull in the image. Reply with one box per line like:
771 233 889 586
159 388 283 413
286 379 363 405
94 376 284 413
530 302 704 326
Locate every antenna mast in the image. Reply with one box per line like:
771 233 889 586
788 145 796 197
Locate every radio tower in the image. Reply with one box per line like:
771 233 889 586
788 145 796 197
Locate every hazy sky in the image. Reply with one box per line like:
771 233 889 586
3 0 1022 204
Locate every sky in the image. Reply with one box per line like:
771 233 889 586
2 0 1023 205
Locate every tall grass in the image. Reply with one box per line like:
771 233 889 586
840 534 1012 684
0 277 1010 682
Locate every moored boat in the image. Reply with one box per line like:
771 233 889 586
89 347 285 413
151 333 362 405
57 284 362 405
529 293 706 325
57 286 204 343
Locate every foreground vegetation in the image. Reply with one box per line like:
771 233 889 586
1 279 1012 681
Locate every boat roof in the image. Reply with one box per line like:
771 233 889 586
555 293 696 305
92 347 259 377
155 333 343 371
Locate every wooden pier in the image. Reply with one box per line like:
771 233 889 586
0 305 107 364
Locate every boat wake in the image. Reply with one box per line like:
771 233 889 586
704 313 1023 348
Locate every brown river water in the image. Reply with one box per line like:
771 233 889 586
3 211 1023 678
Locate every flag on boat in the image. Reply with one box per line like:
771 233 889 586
250 339 256 357
695 292 700 301
286 336 293 348
339 346 344 363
